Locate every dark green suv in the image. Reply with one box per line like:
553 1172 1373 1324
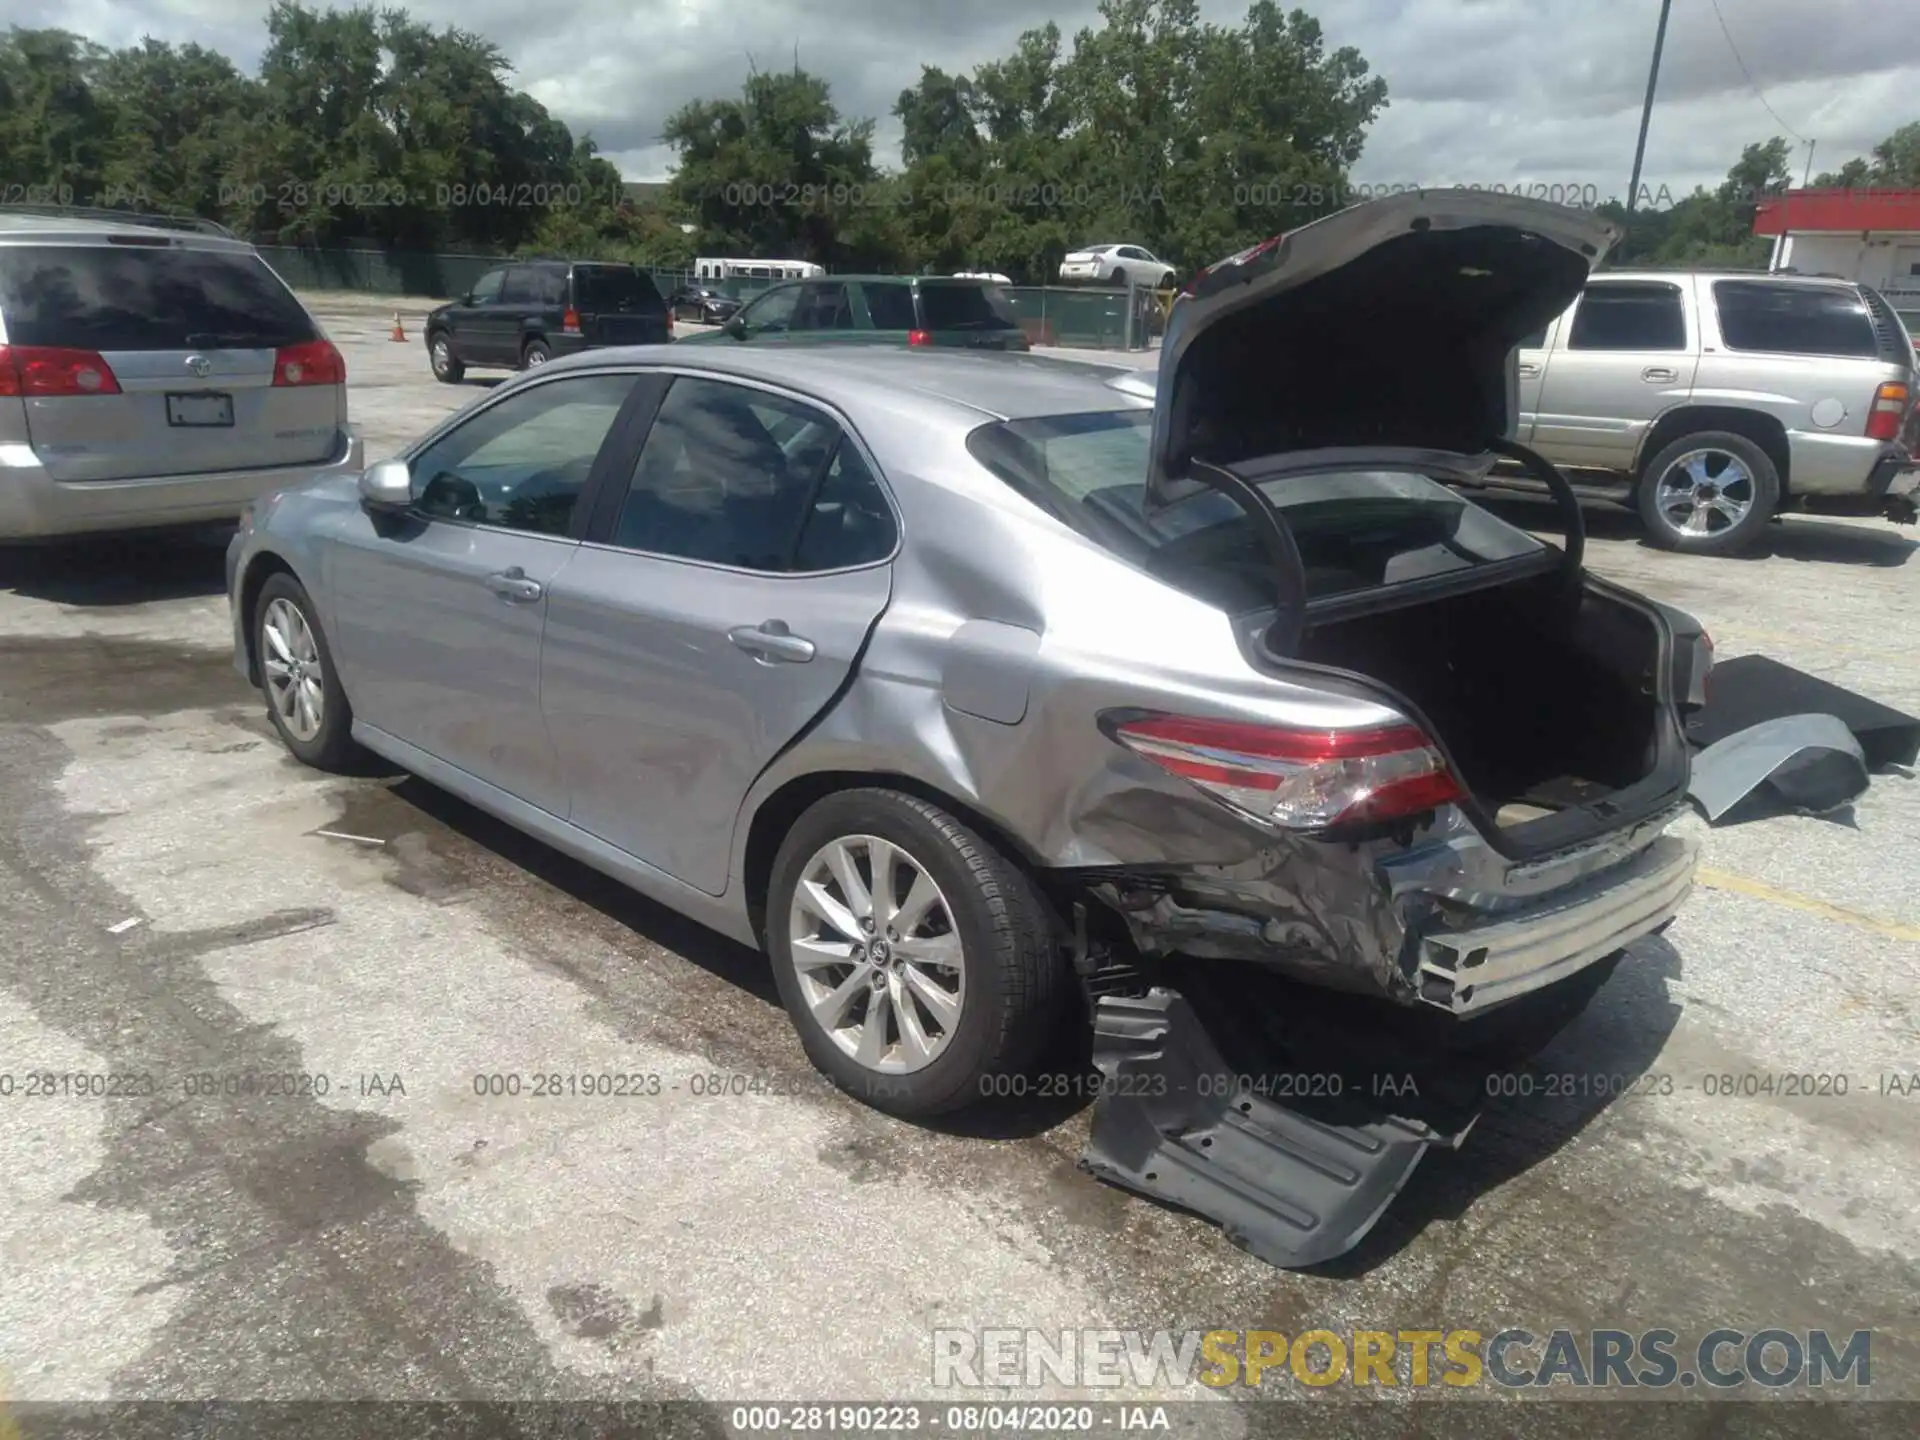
677 275 1031 351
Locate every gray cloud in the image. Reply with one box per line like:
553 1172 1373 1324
24 0 1919 198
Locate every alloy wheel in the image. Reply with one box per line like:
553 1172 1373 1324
786 834 966 1074
1653 448 1756 538
261 596 325 743
431 337 452 376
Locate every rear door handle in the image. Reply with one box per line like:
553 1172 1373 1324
728 620 816 664
484 566 544 603
1642 366 1678 383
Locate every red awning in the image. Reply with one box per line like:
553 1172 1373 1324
1753 189 1920 236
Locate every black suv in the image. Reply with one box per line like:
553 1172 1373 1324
425 260 671 382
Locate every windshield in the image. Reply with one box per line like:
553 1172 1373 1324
918 282 1021 331
967 409 1546 611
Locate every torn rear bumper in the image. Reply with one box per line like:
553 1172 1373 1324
1082 990 1470 1267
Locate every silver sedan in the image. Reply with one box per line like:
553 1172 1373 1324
227 192 1707 1267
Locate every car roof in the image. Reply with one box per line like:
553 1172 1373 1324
1592 268 1863 290
541 344 1149 424
0 208 242 246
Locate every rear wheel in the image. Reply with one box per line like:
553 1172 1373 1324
428 331 463 384
521 338 551 370
766 789 1066 1118
254 572 362 772
1110 267 1131 289
1636 430 1779 555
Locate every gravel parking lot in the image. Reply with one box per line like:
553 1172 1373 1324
2 305 1917 1421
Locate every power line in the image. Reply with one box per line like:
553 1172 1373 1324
1706 0 1808 143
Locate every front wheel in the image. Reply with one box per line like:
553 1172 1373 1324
254 572 363 772
766 789 1067 1118
428 331 464 383
1636 431 1780 555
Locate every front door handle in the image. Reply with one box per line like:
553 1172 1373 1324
484 566 544 603
728 619 816 664
1642 366 1678 383
1517 362 1541 378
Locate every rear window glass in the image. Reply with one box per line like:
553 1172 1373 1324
573 266 664 314
967 409 1545 610
918 282 1020 331
0 244 317 350
863 282 916 330
1713 281 1879 358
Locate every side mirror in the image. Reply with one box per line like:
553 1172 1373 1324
357 458 414 513
723 313 749 339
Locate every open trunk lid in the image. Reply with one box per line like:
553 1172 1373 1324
1146 191 1619 507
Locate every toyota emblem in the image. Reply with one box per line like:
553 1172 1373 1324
186 354 212 377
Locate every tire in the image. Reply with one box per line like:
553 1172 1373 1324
520 338 551 370
1110 267 1131 289
254 572 362 772
766 788 1066 1118
427 330 464 384
1636 430 1780 555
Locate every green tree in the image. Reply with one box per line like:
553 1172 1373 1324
0 28 116 201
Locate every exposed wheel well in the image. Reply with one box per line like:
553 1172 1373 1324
1636 407 1792 500
741 770 1053 947
236 551 297 685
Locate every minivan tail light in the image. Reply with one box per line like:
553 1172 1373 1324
562 307 582 335
1866 382 1910 441
0 345 122 397
907 329 933 346
1109 713 1464 829
272 340 345 387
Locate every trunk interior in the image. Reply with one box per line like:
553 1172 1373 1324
1286 572 1679 837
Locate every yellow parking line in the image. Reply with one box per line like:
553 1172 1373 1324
1696 868 1920 943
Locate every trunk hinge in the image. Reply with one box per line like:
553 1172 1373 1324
1189 458 1309 653
1487 436 1586 592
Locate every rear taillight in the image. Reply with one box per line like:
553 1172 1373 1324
272 340 345 387
0 345 121 396
907 329 933 346
1866 382 1910 442
665 312 674 336
1109 713 1464 829
562 307 582 335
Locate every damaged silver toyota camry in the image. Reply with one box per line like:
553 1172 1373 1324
229 191 1708 1267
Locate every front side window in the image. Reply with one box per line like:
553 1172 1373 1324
469 269 505 305
612 377 892 571
967 409 1544 611
1567 283 1686 351
739 284 799 334
1714 281 1878 358
408 373 636 536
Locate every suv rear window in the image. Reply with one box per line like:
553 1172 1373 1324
572 265 665 315
967 409 1544 611
1714 281 1879 358
918 282 1020 331
0 244 318 350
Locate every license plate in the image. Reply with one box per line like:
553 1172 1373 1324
166 392 234 427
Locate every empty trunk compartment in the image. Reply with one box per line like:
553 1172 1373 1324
1287 573 1683 837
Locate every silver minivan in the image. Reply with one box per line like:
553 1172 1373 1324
0 208 363 540
1497 270 1917 554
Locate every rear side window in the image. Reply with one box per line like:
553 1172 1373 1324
0 244 318 350
500 268 540 305
573 266 665 315
1568 283 1686 351
862 282 917 330
918 283 1020 331
1714 281 1879 358
967 410 1545 610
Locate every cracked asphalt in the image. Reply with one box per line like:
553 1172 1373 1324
1 308 1917 1431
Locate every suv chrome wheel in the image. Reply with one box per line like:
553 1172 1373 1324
1651 447 1755 538
261 596 325 742
786 834 965 1074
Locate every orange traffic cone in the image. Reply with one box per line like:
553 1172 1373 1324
390 311 406 342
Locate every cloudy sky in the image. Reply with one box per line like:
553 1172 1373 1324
24 0 1920 200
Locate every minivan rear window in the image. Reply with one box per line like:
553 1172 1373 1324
918 282 1020 331
574 266 665 314
1713 281 1879 359
968 409 1545 611
0 245 318 350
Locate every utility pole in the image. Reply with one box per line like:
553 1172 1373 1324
1625 0 1675 213
1802 140 1817 187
